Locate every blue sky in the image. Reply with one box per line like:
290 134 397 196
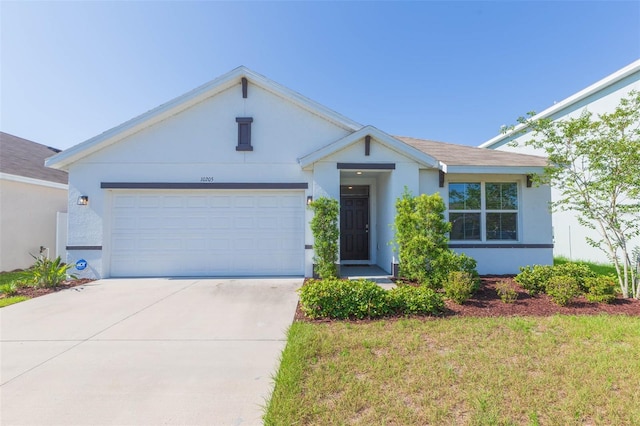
1 1 639 150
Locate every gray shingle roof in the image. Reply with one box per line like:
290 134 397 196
0 132 68 184
396 136 548 167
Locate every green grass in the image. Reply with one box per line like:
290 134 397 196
265 316 640 425
555 256 617 277
0 270 33 307
0 269 32 285
0 296 29 307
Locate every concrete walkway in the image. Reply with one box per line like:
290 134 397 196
0 277 302 425
340 265 395 288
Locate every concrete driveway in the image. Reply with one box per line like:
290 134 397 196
0 277 302 425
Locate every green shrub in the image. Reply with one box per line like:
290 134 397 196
387 285 444 315
393 189 478 288
495 280 518 304
546 275 581 306
393 189 451 286
309 197 340 279
0 282 19 296
298 278 388 319
429 251 478 289
515 265 554 295
31 256 77 289
444 271 477 304
516 262 599 297
554 262 597 291
584 275 617 303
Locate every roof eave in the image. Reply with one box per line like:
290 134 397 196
445 165 547 175
298 126 439 169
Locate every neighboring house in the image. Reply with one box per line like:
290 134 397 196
0 132 68 272
45 67 551 279
480 59 640 264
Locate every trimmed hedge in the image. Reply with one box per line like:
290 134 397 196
298 278 444 320
386 285 444 315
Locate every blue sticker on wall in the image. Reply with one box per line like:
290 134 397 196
75 259 87 271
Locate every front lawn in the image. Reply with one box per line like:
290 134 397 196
265 316 640 425
0 296 29 307
0 269 32 285
554 256 618 277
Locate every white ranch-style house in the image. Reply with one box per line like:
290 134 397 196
46 67 552 279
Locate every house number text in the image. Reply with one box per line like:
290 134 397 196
200 177 215 182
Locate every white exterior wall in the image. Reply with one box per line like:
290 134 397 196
0 178 68 271
488 69 640 263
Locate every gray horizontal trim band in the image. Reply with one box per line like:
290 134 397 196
337 162 396 170
66 246 102 250
101 182 309 190
305 244 313 249
449 244 554 249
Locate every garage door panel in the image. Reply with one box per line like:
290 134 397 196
186 196 208 208
234 196 255 208
139 196 161 208
234 217 255 228
162 196 183 208
110 191 304 277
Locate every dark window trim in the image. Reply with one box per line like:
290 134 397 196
337 162 395 170
305 244 313 250
241 77 248 98
448 244 553 249
236 117 253 151
101 182 309 190
364 135 371 156
66 245 102 250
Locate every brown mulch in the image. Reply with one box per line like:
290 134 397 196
3 279 95 300
294 275 640 322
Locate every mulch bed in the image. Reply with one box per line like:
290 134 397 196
294 275 640 322
3 279 95 300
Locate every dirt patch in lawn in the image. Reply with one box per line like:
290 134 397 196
1 279 95 300
294 276 640 321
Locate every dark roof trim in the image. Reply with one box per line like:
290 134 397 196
101 182 309 190
337 162 396 170
67 246 102 250
449 244 553 249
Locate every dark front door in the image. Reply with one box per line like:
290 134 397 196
340 196 369 260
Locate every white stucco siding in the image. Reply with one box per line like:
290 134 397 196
419 169 440 196
488 70 640 263
0 179 68 271
453 248 553 275
79 84 351 166
376 172 395 272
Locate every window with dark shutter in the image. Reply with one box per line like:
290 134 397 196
236 117 253 151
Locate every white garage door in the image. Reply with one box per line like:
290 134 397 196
109 191 305 277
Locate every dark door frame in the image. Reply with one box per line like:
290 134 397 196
339 186 370 262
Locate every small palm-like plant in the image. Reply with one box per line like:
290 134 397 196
31 255 77 289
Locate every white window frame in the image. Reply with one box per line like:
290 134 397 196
448 181 521 243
